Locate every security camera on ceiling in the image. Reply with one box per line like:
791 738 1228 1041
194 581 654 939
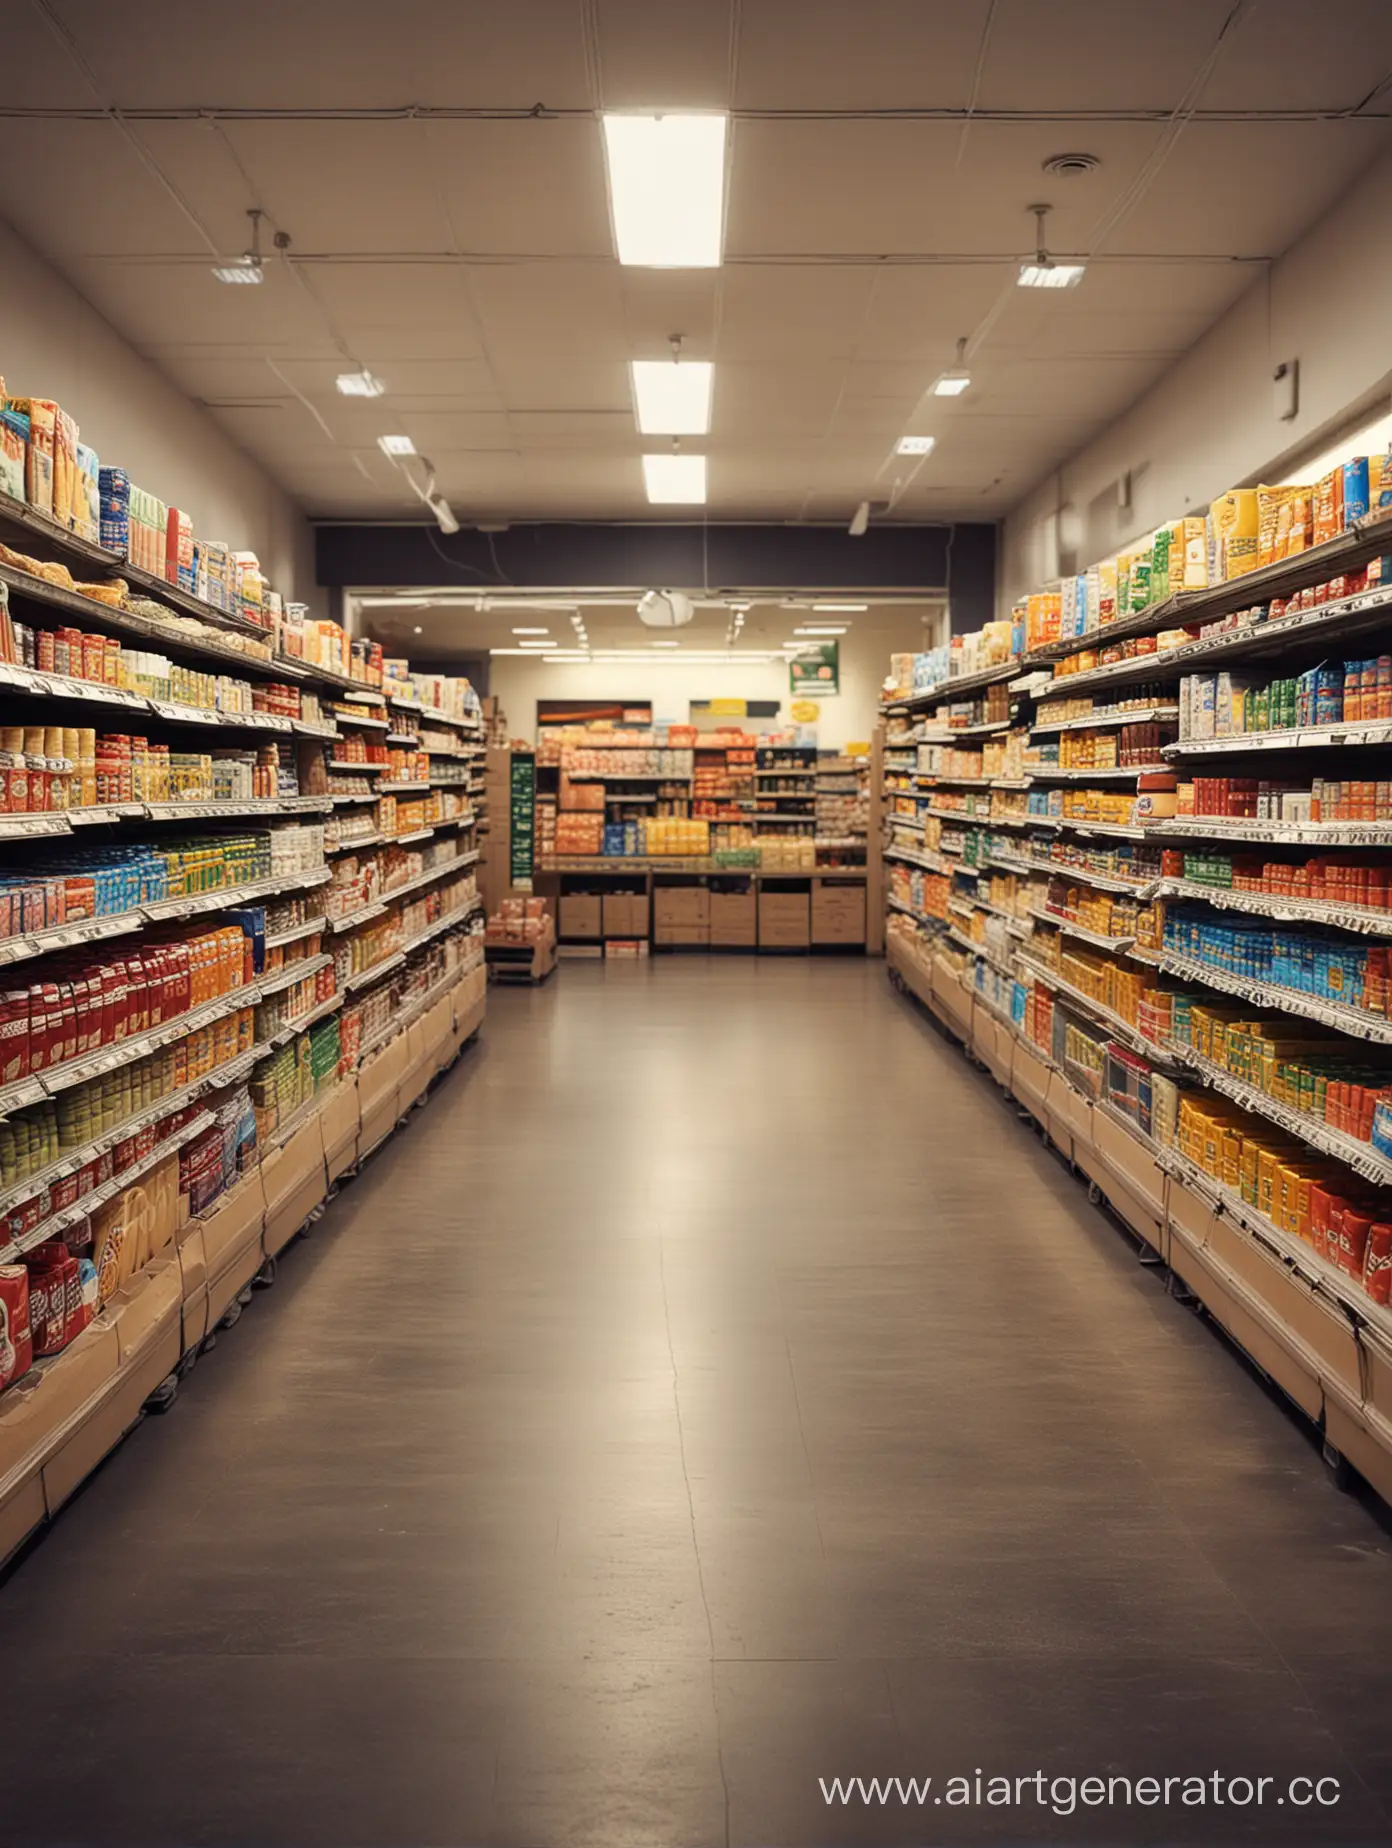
637 589 695 629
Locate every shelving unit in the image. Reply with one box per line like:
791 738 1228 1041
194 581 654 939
879 493 1392 1510
0 478 492 1557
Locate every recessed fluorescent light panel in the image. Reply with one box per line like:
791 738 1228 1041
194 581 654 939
210 258 262 284
1018 261 1086 289
650 640 681 648
896 436 935 456
643 453 707 504
812 603 867 613
795 626 847 636
602 113 727 268
377 434 416 456
932 371 971 397
630 360 714 435
512 628 551 635
336 371 385 398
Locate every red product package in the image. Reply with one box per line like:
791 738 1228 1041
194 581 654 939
26 1259 67 1356
27 981 49 1073
27 1245 87 1353
0 987 29 1083
0 1265 33 1390
1365 1224 1392 1305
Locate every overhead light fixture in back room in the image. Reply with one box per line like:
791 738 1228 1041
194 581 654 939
336 370 385 397
932 337 971 397
643 453 707 504
211 208 265 283
378 434 416 456
896 436 935 456
631 355 713 435
601 113 727 267
812 603 867 613
1018 203 1085 288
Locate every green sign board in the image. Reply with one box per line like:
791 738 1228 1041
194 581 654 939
509 752 536 887
789 640 839 697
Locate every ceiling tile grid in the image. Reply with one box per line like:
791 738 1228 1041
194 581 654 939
0 1 1387 524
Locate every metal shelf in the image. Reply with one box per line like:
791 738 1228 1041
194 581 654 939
1169 1041 1392 1190
1041 580 1392 701
1031 705 1179 735
1156 1143 1392 1347
263 915 328 951
0 794 330 841
1148 877 1392 938
0 982 264 1119
1152 816 1392 849
0 1109 219 1265
1016 953 1180 1065
1166 719 1392 758
882 658 1020 711
1158 949 1392 1044
0 1041 267 1230
258 951 334 996
1024 763 1170 782
1026 907 1139 956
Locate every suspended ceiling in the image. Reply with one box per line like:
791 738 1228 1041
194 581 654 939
3 0 1390 526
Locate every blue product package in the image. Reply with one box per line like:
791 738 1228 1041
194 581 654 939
98 466 129 555
1373 1098 1392 1161
603 823 625 856
1343 457 1371 526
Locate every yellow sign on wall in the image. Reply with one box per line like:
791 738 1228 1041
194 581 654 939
710 698 747 716
790 699 821 723
844 740 871 756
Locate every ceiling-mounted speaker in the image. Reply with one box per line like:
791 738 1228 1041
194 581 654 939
637 589 694 628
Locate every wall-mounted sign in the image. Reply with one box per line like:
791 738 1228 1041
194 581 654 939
844 740 871 756
710 698 747 716
790 699 821 723
789 641 839 696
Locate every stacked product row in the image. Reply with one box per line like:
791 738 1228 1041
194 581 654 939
881 442 1392 1506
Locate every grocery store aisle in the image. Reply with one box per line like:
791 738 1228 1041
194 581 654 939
1 959 1390 1847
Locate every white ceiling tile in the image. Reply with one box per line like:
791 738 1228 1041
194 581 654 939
46 0 593 110
594 0 734 108
734 0 991 109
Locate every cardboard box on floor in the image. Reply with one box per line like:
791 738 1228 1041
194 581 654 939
709 887 756 945
812 880 866 944
558 893 602 938
602 892 650 937
654 884 709 944
759 889 810 947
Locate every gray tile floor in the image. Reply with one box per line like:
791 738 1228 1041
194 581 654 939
1 958 1390 1846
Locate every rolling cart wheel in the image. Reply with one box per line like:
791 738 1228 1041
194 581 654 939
1322 1439 1355 1491
218 1299 242 1331
253 1255 278 1289
1087 1180 1102 1206
145 1373 179 1415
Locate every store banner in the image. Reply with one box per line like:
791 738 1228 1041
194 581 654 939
509 753 535 887
789 641 839 696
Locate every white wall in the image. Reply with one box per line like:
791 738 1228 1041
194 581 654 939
490 625 914 748
1001 142 1392 609
0 218 314 605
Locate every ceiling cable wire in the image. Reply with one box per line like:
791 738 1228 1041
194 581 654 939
2 102 1386 124
28 0 222 258
1084 0 1257 258
954 0 1001 170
